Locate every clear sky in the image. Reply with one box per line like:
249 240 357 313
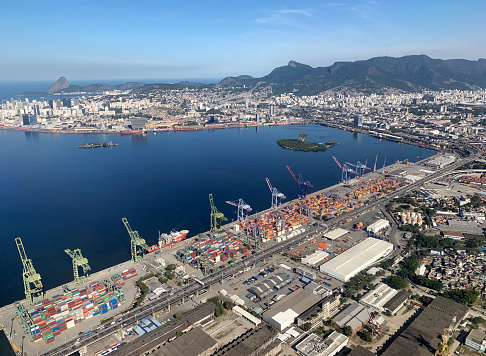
2 0 485 81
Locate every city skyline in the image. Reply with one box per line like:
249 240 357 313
2 0 485 81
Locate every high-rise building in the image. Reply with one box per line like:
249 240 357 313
129 117 146 131
22 114 30 126
269 105 275 116
353 115 363 127
33 104 40 115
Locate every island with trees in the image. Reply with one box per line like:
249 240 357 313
277 134 338 152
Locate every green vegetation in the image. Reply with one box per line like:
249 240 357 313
441 289 479 305
208 296 225 317
388 275 408 290
344 272 376 298
298 134 309 141
176 331 183 337
414 276 443 292
343 325 353 337
358 329 372 342
134 272 155 307
304 322 312 331
277 139 338 152
380 258 395 269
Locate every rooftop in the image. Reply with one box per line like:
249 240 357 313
152 326 217 356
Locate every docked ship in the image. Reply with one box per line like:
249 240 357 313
145 229 189 253
120 130 147 135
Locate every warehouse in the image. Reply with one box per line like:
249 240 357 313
366 219 389 235
324 228 348 240
333 303 371 336
296 331 348 356
262 289 321 331
359 283 409 315
319 238 393 282
301 250 328 266
248 273 291 298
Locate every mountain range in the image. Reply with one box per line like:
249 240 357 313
38 55 486 97
218 55 486 95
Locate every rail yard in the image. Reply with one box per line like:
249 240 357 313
0 146 481 356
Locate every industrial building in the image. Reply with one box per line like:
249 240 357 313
212 324 281 356
360 283 409 315
296 331 348 356
324 228 348 240
262 289 321 331
425 155 456 168
382 296 469 356
301 250 328 266
296 295 339 329
129 116 146 131
366 219 389 235
333 303 371 336
347 345 376 356
304 282 332 299
152 327 217 356
465 330 486 352
232 306 261 326
319 238 393 282
247 273 291 298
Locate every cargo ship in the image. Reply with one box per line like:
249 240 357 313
145 229 189 253
77 142 118 148
120 130 147 135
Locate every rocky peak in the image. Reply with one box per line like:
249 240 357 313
47 77 70 94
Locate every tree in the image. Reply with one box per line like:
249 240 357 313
359 330 372 342
174 312 181 318
165 270 175 280
388 275 408 290
176 331 183 337
304 322 312 331
298 133 309 141
344 325 353 337
223 301 234 310
166 264 177 271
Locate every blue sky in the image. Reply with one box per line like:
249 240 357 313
2 0 485 81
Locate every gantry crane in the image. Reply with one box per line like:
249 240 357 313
122 217 148 263
226 198 252 221
209 194 227 232
346 160 370 179
15 237 43 304
15 302 36 339
266 178 286 208
286 166 313 199
332 156 356 184
65 248 91 284
435 312 458 356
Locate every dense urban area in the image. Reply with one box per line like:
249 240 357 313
1 81 486 356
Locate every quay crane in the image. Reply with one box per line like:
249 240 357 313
226 198 252 221
332 156 356 184
266 178 286 209
209 194 227 232
286 165 313 199
15 237 43 304
65 248 91 284
122 217 148 263
345 160 371 179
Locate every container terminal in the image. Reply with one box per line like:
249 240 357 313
0 151 476 356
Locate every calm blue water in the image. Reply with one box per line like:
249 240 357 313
0 125 434 306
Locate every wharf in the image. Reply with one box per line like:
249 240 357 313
0 152 442 355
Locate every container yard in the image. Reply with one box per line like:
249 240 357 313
346 177 403 200
15 269 138 344
176 232 252 275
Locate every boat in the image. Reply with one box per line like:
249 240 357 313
120 130 147 135
153 128 172 132
77 142 119 148
145 229 189 253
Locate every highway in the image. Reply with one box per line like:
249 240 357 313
42 148 479 356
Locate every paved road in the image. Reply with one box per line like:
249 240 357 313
42 149 479 356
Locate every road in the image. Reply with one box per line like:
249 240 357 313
42 149 479 356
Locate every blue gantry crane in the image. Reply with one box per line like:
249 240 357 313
286 166 313 199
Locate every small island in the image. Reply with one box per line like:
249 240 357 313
277 134 338 152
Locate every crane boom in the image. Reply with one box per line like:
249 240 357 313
15 237 43 304
265 178 273 192
332 156 342 169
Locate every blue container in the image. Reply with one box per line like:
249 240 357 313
101 309 108 314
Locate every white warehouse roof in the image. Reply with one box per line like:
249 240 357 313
366 219 390 233
320 238 393 282
301 250 328 266
324 228 348 240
